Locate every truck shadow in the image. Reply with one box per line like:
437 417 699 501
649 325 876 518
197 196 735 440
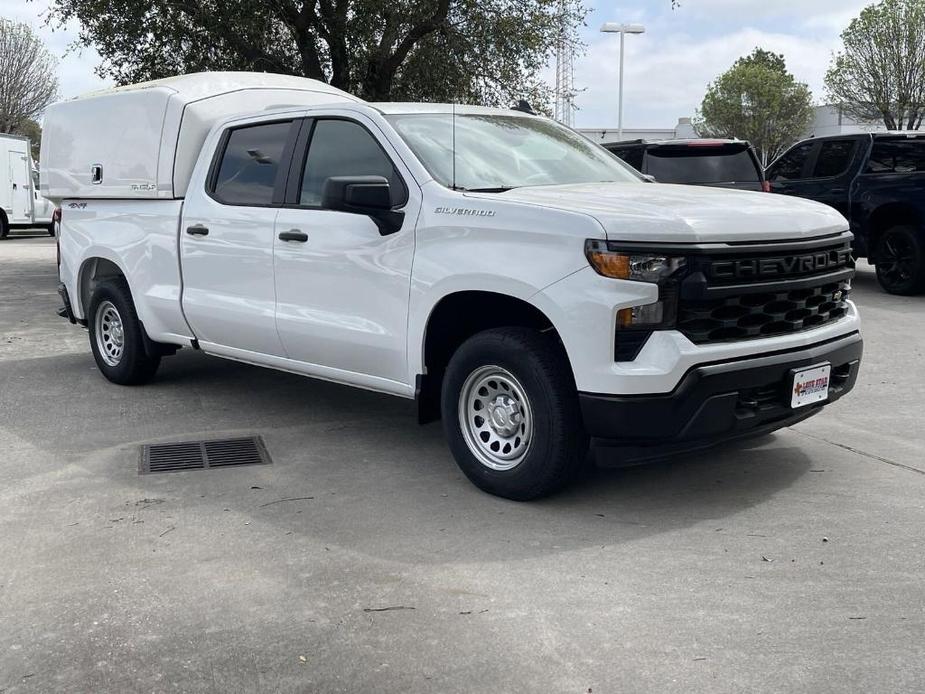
2 347 814 564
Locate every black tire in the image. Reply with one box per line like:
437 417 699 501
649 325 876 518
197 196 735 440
0 214 8 240
441 327 588 500
875 225 925 295
87 278 161 385
47 223 56 237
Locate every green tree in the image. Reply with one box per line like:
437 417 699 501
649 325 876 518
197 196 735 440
46 0 586 107
695 48 814 167
825 0 925 130
0 20 59 134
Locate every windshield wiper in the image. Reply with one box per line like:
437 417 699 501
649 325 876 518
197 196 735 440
463 186 516 193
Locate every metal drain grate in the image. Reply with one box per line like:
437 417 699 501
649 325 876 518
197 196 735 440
140 436 271 474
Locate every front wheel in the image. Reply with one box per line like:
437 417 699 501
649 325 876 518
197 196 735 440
88 279 161 384
0 215 8 240
875 225 925 295
441 327 588 500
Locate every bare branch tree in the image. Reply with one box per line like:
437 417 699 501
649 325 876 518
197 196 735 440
0 20 59 134
825 0 925 131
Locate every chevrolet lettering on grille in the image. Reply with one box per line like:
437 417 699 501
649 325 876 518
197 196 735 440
710 247 853 281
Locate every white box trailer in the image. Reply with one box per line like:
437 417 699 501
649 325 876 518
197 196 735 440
40 71 362 203
0 133 54 238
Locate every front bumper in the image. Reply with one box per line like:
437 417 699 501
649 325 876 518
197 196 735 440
580 331 862 462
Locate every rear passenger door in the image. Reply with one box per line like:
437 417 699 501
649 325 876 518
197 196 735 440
181 117 299 356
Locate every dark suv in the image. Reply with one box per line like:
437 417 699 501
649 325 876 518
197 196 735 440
605 139 767 192
767 133 925 295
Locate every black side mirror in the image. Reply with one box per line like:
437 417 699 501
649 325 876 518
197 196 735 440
320 175 404 236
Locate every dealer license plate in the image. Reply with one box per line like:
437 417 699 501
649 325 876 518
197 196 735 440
791 364 831 409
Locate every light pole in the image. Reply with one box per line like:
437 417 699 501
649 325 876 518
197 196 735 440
600 22 646 141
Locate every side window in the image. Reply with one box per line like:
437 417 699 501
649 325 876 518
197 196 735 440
212 121 292 205
812 140 856 178
300 119 405 207
768 142 814 181
866 140 925 174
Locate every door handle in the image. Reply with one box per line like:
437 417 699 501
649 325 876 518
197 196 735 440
186 224 209 236
278 229 308 243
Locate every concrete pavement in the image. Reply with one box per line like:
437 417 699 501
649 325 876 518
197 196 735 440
0 232 923 693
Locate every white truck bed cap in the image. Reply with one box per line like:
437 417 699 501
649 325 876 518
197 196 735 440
40 72 361 202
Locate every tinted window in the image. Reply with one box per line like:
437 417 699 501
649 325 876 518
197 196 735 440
866 139 925 174
813 140 855 178
300 119 404 207
609 146 644 170
213 121 292 205
644 146 760 184
768 142 814 181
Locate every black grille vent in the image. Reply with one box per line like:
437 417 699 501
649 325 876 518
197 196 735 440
673 234 855 345
679 281 850 344
140 436 271 474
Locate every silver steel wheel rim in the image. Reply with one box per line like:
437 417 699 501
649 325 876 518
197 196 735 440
95 301 125 367
458 365 533 471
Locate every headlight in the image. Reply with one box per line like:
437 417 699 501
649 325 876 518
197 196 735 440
585 240 686 282
584 240 688 347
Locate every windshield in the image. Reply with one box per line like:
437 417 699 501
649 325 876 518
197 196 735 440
386 113 641 190
645 146 761 184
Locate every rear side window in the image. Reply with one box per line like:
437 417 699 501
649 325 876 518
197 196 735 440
299 119 405 207
644 147 760 184
812 140 856 178
212 121 292 205
866 139 925 174
768 142 814 181
609 146 644 170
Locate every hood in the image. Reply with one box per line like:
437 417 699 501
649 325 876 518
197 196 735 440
466 182 848 244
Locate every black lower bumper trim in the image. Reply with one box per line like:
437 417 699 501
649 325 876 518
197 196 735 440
580 332 862 460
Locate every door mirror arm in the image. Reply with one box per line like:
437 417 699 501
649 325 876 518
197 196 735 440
320 176 405 236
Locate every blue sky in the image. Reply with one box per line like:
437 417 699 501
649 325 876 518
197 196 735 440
5 0 874 128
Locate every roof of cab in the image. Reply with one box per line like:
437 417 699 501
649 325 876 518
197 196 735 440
371 102 539 117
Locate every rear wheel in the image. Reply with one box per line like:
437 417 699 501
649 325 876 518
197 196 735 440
441 327 587 500
875 225 925 295
88 279 161 384
0 214 8 239
47 222 56 237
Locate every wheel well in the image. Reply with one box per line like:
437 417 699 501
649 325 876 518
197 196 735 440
78 257 125 318
417 291 565 423
866 204 922 260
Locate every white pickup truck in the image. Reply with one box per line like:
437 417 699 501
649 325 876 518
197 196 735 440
42 72 862 499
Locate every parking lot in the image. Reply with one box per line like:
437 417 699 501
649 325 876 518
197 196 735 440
0 231 923 693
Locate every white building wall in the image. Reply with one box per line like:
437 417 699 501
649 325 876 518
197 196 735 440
579 106 891 148
578 118 698 145
803 105 886 139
